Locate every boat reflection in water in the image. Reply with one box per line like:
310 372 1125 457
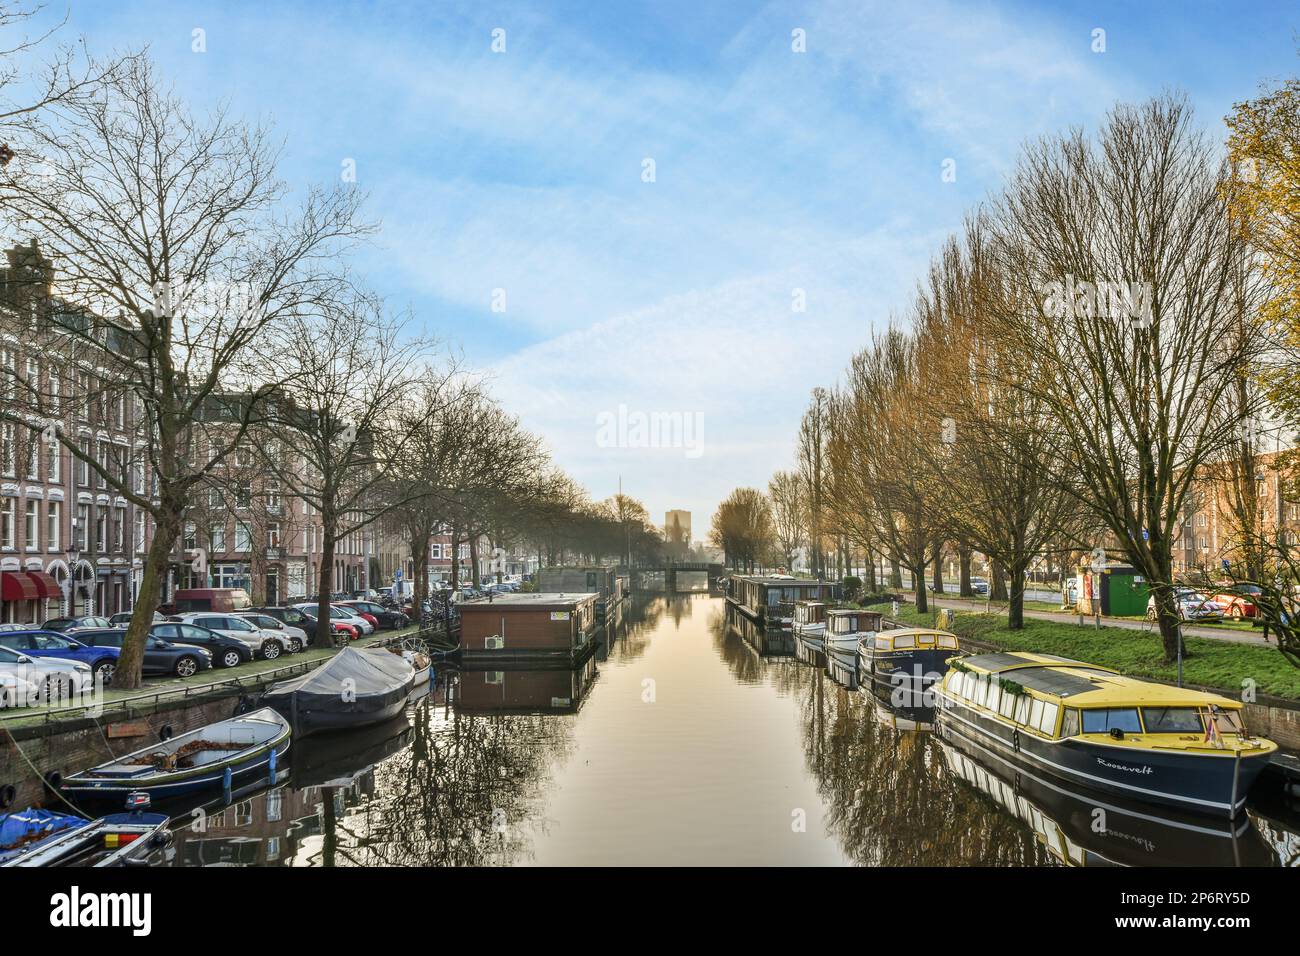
725 603 795 658
937 728 1278 866
794 631 826 670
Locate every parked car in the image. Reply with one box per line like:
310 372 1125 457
151 622 252 669
338 600 409 630
234 612 308 652
75 629 213 678
292 603 372 636
0 630 120 686
1209 585 1262 620
1146 589 1225 622
171 613 294 660
107 611 166 627
297 608 359 641
969 578 990 596
0 669 35 708
247 605 325 642
40 616 112 633
0 645 92 704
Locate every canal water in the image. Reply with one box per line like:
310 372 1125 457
148 595 1300 866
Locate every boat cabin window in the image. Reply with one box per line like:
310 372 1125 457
1037 702 1059 736
937 634 958 649
1014 695 1031 725
876 636 891 650
1029 698 1044 729
893 634 915 649
986 683 1002 713
1060 708 1080 738
1142 707 1205 734
998 691 1017 719
974 674 990 707
1081 708 1141 735
916 633 934 646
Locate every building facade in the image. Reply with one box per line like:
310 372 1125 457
0 240 149 624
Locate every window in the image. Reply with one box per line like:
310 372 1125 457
266 478 281 512
113 506 125 552
46 501 60 550
0 423 15 477
1142 707 1205 734
75 504 88 550
134 512 144 553
94 508 106 550
1037 701 1060 736
24 500 38 550
1081 707 1142 734
431 543 442 559
235 521 251 552
182 521 197 552
24 428 39 480
986 683 1001 714
48 372 59 412
96 441 108 489
0 498 13 548
1014 695 1030 725
268 522 280 549
1060 707 1080 738
47 437 59 483
0 348 12 400
1030 697 1044 730
998 690 1016 719
209 523 226 552
77 438 90 485
235 481 251 509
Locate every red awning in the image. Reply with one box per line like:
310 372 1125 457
0 571 38 601
24 570 60 599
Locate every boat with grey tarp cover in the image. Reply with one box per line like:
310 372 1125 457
263 646 415 736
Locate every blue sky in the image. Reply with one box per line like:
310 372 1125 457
11 0 1300 535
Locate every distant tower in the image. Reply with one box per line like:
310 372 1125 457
664 510 691 558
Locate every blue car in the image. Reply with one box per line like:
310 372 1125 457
0 630 119 686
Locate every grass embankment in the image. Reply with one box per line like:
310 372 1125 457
865 601 1300 701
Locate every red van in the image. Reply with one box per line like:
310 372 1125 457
163 588 253 614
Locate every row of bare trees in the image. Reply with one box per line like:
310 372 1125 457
718 94 1278 663
0 37 615 683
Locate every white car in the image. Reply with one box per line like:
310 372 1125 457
234 612 307 652
173 613 295 660
0 645 92 706
292 603 373 635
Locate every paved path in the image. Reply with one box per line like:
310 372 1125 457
925 595 1275 647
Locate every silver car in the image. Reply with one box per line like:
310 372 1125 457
234 612 307 653
173 613 294 660
0 645 92 706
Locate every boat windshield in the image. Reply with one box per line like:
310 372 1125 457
1141 707 1205 734
1081 708 1141 734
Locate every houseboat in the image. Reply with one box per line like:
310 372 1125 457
791 601 828 645
859 627 960 704
824 608 883 652
458 592 599 663
535 567 627 622
934 652 1278 818
724 575 838 628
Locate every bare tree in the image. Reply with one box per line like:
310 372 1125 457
0 57 365 685
767 469 805 572
989 94 1267 660
263 291 433 645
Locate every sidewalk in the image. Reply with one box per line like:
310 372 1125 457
927 595 1274 647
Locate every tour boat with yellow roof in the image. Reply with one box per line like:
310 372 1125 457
933 652 1277 817
858 626 961 705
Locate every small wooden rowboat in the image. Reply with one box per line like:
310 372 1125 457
61 708 291 800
